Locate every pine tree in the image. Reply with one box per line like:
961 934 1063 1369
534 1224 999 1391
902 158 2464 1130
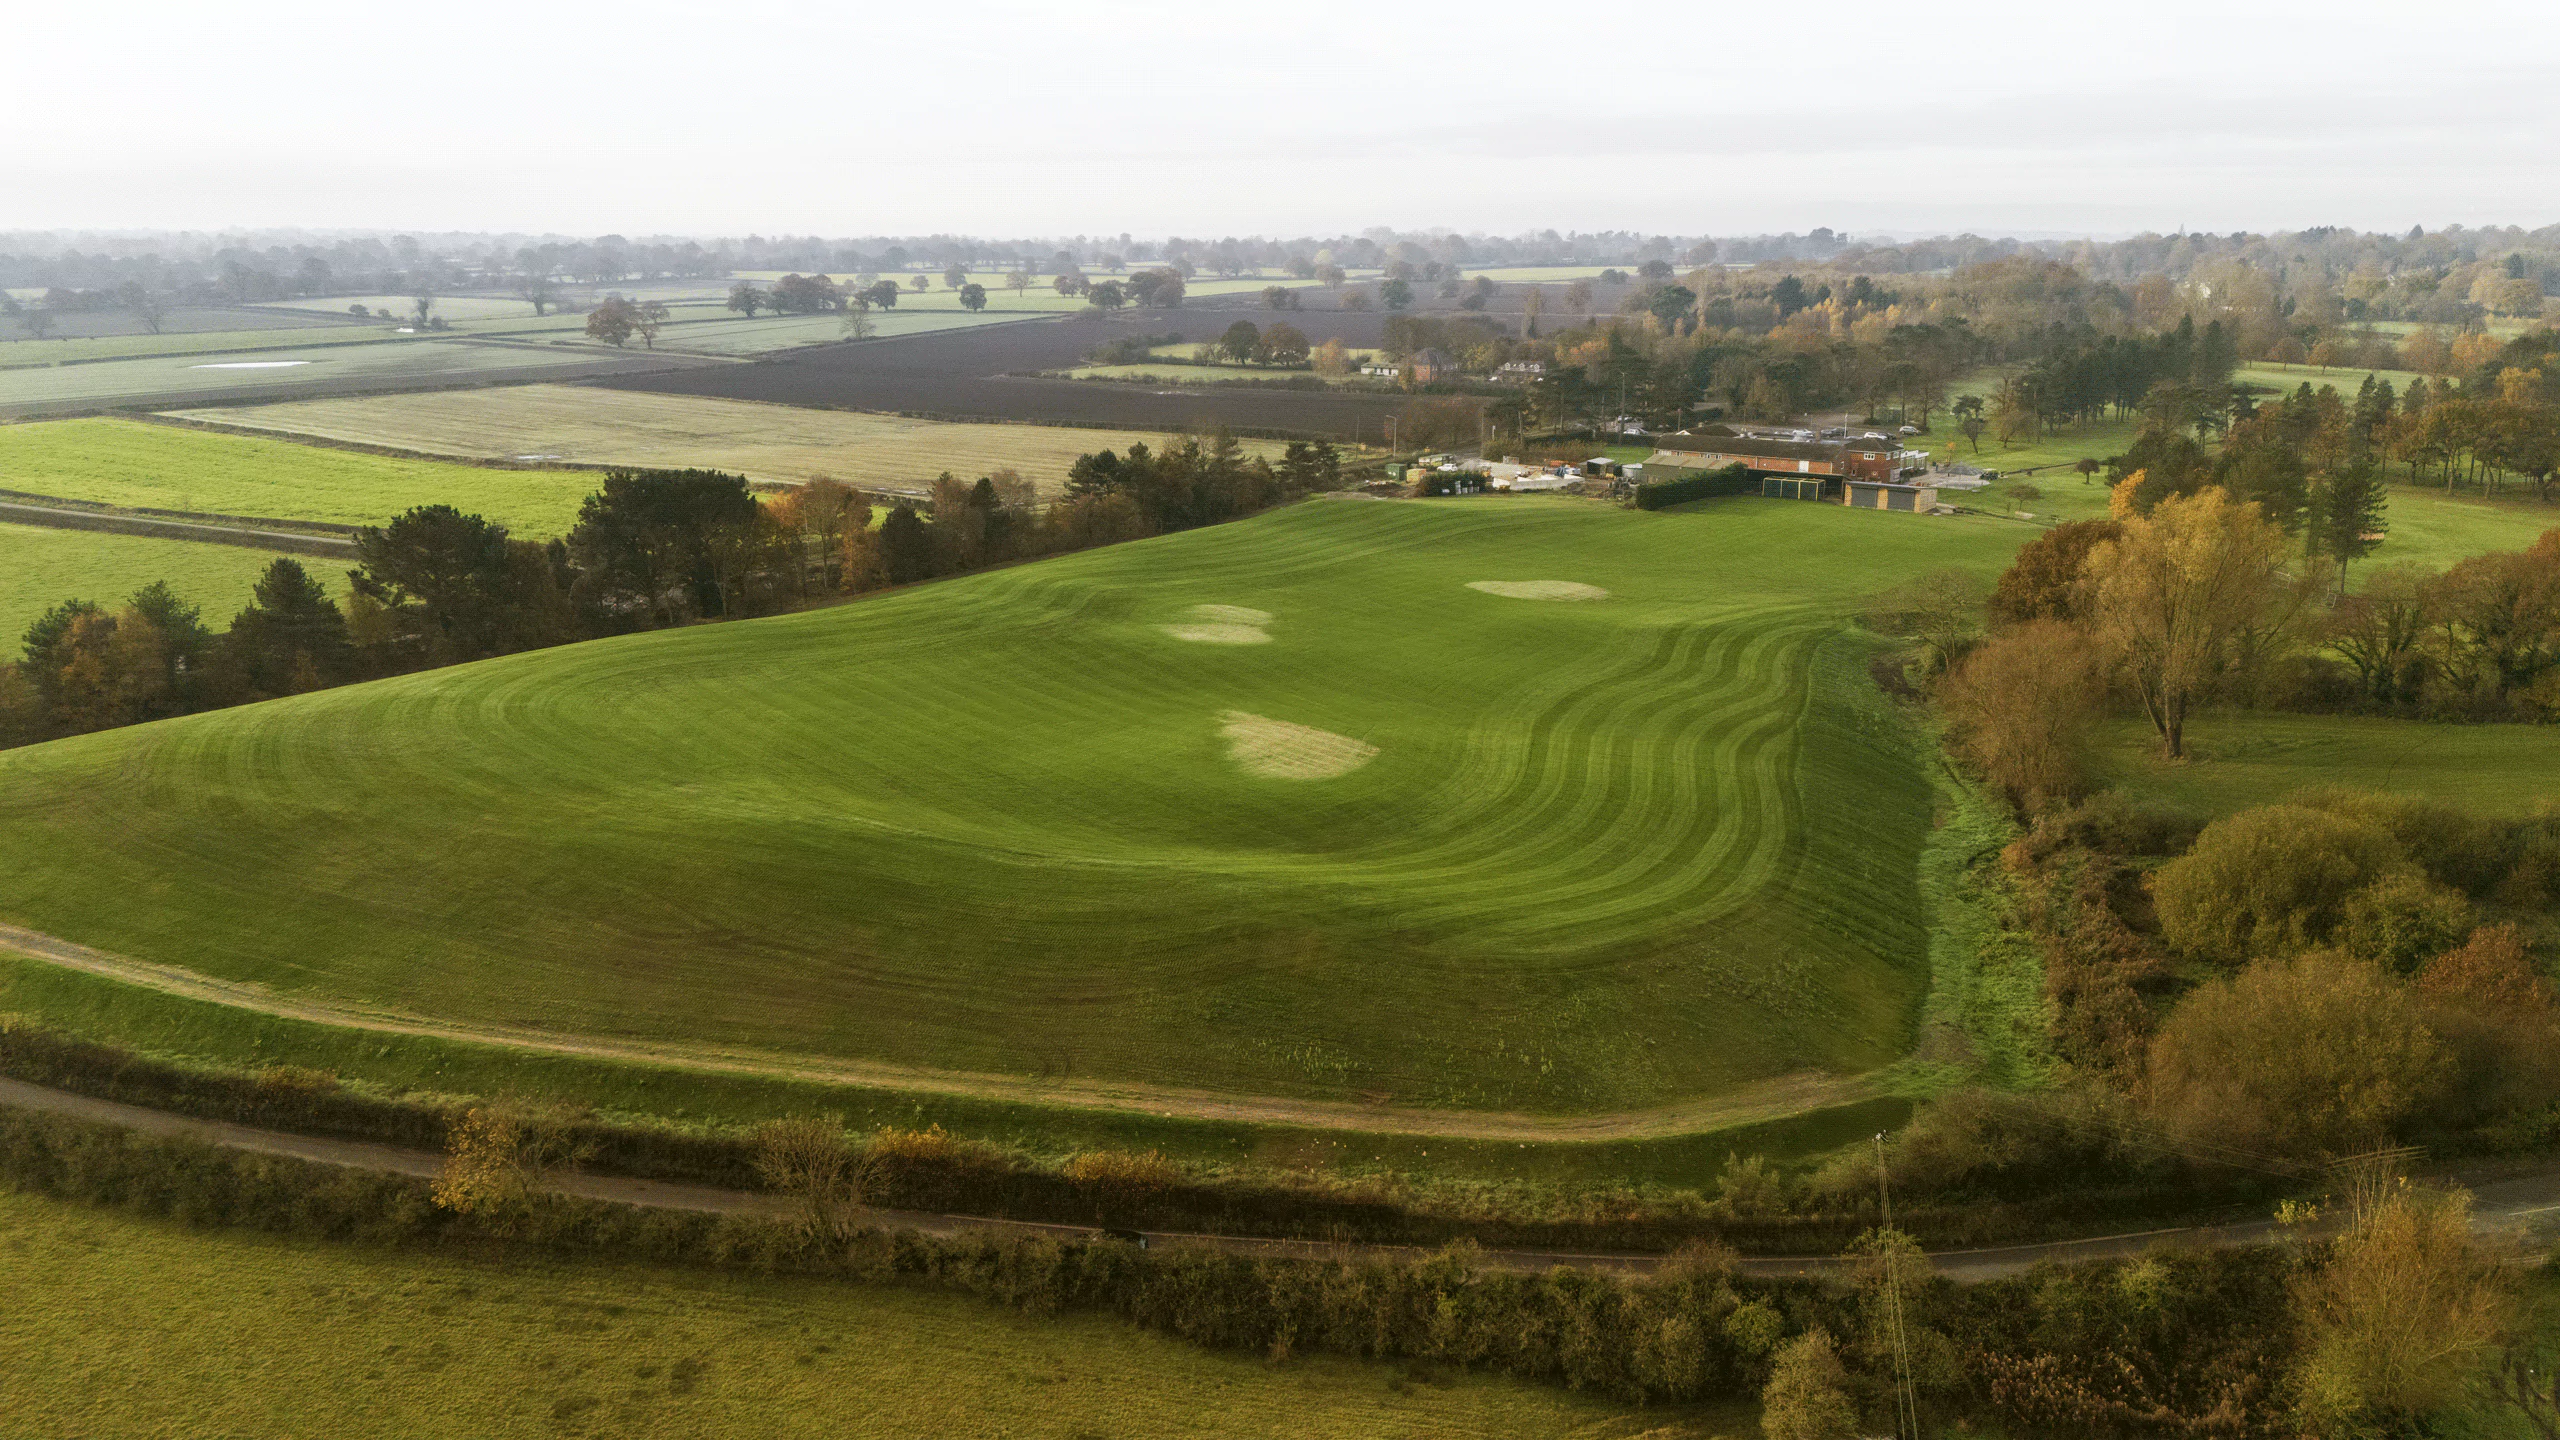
2309 462 2390 588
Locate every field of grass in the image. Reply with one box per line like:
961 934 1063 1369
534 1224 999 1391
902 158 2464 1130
0 320 400 367
0 417 601 535
2100 714 2560 819
253 293 550 323
0 337 618 411
2233 361 2431 395
0 1190 1700 1439
169 385 1284 495
0 521 324 658
0 498 2028 1117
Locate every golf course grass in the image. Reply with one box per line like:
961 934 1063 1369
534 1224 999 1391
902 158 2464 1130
0 1189 1707 1439
0 496 2028 1118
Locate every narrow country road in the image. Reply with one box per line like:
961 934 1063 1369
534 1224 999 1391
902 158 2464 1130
4 1077 2554 1283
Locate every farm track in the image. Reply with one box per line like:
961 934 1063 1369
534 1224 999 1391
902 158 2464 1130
0 497 353 555
0 922 1874 1143
5 1075 2555 1281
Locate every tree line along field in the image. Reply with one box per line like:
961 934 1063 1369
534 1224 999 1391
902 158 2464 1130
164 386 1291 497
0 498 2030 1117
0 1190 1691 1439
0 417 604 534
0 521 331 660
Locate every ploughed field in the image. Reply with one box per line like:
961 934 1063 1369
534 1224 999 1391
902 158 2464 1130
0 498 2025 1113
600 310 1435 442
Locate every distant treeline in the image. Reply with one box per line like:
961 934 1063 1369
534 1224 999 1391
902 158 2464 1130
0 435 1345 750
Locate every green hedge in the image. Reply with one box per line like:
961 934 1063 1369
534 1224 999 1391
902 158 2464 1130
0 1103 2326 1433
1634 462 1753 510
0 1020 2272 1254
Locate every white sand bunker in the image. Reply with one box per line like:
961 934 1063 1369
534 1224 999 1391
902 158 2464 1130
1160 604 1274 644
188 360 312 370
1219 711 1378 780
1186 605 1272 625
1160 624 1270 645
1466 580 1610 601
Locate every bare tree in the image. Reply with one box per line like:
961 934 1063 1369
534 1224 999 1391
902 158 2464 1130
633 300 670 350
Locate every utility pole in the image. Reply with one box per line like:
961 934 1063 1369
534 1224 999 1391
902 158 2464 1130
1875 1133 1923 1440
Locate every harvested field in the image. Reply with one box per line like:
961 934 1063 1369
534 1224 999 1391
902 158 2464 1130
166 387 1283 497
600 311 1443 444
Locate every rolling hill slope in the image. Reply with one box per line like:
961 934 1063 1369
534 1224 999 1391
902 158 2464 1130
0 498 2027 1114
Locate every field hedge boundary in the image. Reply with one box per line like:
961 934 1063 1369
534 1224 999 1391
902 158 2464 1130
0 1020 2272 1255
0 1102 1858 1405
0 1101 2336 1434
1634 463 1754 510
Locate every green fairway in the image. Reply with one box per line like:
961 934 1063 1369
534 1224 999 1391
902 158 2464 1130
0 417 601 534
2100 714 2560 819
0 497 2026 1116
0 1190 1690 1439
0 521 322 659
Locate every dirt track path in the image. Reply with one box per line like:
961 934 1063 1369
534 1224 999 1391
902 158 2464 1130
0 924 1877 1143
6 1077 2555 1282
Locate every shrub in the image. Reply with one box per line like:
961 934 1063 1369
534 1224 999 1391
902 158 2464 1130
1634 463 1751 509
1938 620 2105 812
2152 805 2407 963
2143 952 2453 1161
2417 923 2555 1012
1760 1328 1860 1440
2296 789 2516 897
2335 870 2475 974
2291 1186 2513 1429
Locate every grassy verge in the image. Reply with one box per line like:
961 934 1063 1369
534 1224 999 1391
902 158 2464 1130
0 952 1898 1206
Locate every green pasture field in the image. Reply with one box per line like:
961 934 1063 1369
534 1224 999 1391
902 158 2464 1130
0 338 614 412
0 497 2028 1119
167 385 1288 496
1464 267 1619 285
2100 714 2560 820
1064 343 1384 386
252 294 543 323
0 521 328 659
0 417 600 535
728 273 1306 312
0 1191 1695 1440
2232 361 2431 395
0 320 401 367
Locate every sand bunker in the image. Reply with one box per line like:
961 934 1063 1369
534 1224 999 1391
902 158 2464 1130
1186 604 1273 625
1160 604 1275 644
188 360 313 370
1466 580 1610 601
1160 624 1271 645
1219 711 1378 780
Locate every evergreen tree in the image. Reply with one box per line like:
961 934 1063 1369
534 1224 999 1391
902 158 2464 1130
2308 461 2391 587
878 504 935 585
221 558 351 697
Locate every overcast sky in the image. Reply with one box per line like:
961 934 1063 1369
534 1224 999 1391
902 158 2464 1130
9 0 2555 240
